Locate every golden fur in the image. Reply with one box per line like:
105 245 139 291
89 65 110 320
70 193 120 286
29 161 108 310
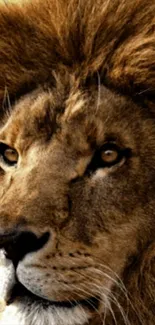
0 0 155 324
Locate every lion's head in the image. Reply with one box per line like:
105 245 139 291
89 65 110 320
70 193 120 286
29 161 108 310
0 1 155 325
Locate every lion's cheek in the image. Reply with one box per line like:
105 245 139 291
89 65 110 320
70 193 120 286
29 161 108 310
16 259 112 303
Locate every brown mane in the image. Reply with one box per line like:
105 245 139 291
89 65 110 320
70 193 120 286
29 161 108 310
0 0 155 106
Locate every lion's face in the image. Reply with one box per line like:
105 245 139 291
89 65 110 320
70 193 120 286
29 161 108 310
0 77 155 324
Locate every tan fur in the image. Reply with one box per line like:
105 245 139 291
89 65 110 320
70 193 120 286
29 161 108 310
0 0 155 324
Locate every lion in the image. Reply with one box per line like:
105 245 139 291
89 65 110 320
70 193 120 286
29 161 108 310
0 0 155 324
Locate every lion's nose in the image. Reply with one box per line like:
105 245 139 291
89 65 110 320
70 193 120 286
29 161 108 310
0 230 50 266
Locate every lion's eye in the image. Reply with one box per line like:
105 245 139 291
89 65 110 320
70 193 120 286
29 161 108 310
101 148 119 164
98 143 122 167
4 148 18 163
0 143 18 166
87 143 129 174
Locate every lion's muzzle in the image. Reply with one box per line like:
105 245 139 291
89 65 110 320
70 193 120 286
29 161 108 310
0 230 50 267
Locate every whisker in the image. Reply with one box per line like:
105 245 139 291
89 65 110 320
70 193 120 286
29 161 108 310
69 282 119 325
68 282 103 319
91 260 141 322
2 86 12 112
65 265 131 325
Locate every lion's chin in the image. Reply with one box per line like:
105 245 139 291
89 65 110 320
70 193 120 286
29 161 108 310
8 281 99 309
1 302 91 325
2 282 98 325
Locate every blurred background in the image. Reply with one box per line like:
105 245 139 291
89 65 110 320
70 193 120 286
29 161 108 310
0 0 23 3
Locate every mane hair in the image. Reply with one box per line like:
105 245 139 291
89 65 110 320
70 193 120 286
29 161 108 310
0 0 155 106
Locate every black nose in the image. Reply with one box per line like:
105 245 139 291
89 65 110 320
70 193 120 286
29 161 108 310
0 230 50 267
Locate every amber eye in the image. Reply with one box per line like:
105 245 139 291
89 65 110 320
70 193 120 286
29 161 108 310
0 143 18 166
101 148 119 164
98 143 122 167
86 143 129 174
4 148 18 163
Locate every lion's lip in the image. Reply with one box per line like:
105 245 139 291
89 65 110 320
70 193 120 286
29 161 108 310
7 281 99 310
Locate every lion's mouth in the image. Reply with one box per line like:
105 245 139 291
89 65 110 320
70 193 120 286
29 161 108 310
7 280 99 311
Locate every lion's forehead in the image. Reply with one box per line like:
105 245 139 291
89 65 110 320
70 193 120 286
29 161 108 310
0 84 146 157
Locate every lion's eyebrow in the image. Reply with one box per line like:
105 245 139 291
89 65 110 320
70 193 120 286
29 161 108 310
34 107 58 141
64 90 86 121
